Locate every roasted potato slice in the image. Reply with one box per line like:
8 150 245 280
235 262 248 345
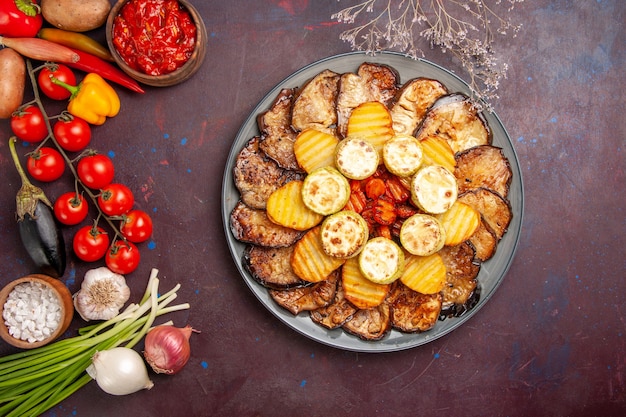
310 279 358 329
387 282 443 333
234 136 303 209
346 101 394 157
342 302 392 341
291 69 340 134
390 77 448 136
419 135 456 173
435 201 481 246
266 180 324 231
291 226 346 283
230 201 304 248
342 257 390 309
400 252 447 295
293 128 340 173
257 88 301 171
457 188 512 240
336 62 399 137
269 270 339 315
243 245 307 289
415 94 492 154
455 145 512 198
439 242 481 317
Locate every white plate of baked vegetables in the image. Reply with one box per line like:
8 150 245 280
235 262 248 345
221 51 523 353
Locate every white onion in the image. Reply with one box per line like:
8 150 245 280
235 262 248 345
87 347 154 395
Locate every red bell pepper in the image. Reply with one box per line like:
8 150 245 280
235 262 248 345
0 0 43 38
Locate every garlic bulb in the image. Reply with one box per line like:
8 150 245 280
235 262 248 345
87 347 154 395
73 267 131 321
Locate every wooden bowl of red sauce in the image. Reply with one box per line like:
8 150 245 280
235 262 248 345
106 0 207 87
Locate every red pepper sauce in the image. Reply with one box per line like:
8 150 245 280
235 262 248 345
112 0 197 76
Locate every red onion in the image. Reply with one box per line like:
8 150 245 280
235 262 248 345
143 324 196 374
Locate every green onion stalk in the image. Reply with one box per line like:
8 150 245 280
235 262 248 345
0 268 189 417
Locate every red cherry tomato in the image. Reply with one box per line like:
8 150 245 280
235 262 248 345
10 105 48 143
73 225 110 262
77 154 115 189
98 183 134 216
54 192 89 225
53 116 91 152
0 0 43 38
120 209 153 243
105 240 141 274
26 147 65 182
37 64 76 100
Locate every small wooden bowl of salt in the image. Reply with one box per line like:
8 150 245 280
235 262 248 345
0 274 74 349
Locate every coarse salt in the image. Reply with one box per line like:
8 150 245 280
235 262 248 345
3 282 62 343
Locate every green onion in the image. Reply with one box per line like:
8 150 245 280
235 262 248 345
0 268 189 417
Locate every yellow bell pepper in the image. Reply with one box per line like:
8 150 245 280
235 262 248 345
52 73 120 125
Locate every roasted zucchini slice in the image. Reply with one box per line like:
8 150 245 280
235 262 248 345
301 167 351 216
410 165 458 214
320 210 369 259
334 136 379 180
358 237 404 284
399 213 446 256
383 134 424 177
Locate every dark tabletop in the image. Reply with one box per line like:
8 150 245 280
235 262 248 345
0 1 624 416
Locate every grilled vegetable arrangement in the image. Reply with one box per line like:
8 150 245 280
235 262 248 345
230 62 514 341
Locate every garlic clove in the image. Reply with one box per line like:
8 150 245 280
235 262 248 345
73 267 131 321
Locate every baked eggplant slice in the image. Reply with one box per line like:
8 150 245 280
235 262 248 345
415 93 492 154
390 77 448 136
467 218 498 262
336 62 400 137
233 136 303 209
387 282 443 333
291 69 340 134
439 242 481 318
243 244 307 289
269 270 339 315
342 302 392 341
257 88 301 171
457 188 512 240
230 201 304 248
455 145 512 198
310 279 358 329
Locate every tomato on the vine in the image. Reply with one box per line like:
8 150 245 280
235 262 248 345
98 183 134 216
53 116 91 152
77 153 115 189
54 192 89 225
26 147 65 182
105 240 140 274
11 105 48 143
120 209 153 243
73 225 110 262
38 64 76 100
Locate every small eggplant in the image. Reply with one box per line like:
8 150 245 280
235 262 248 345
9 137 66 278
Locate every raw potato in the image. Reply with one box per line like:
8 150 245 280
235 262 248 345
0 48 25 118
41 0 111 32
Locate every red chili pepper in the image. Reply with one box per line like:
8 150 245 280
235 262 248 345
64 48 145 94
